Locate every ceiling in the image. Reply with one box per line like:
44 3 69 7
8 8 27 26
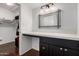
26 3 46 9
0 3 47 12
0 3 20 12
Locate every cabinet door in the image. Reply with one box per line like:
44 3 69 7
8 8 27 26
40 43 49 56
64 48 79 56
49 45 64 56
40 43 64 56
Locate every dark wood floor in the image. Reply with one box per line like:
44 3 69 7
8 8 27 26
0 42 19 56
22 49 39 56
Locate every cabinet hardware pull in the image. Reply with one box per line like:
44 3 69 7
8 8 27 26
60 48 63 50
64 49 68 51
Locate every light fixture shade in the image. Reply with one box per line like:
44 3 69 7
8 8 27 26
39 7 48 15
6 3 14 6
44 8 50 13
39 3 59 15
49 5 58 13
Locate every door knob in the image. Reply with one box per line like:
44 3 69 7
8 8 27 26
64 49 68 51
60 48 63 50
42 46 46 50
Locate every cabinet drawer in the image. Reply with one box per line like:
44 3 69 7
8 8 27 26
40 37 79 50
64 48 79 56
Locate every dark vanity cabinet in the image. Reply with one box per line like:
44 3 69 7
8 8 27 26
40 43 63 56
23 34 79 56
40 37 79 56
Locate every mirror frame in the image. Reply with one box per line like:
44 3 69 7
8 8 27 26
38 10 61 29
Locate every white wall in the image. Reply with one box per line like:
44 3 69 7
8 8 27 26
32 37 39 51
20 3 33 55
14 8 20 16
0 7 17 45
77 4 79 35
20 4 32 33
32 3 77 34
0 23 17 45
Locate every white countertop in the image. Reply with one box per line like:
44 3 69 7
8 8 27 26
23 32 79 41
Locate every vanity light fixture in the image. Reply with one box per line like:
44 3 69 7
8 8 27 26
39 3 58 15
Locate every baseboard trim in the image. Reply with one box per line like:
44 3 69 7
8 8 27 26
31 48 39 52
20 48 31 56
0 41 15 46
22 48 39 56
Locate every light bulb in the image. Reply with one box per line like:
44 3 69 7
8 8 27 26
39 4 59 15
6 3 14 6
50 5 58 12
45 8 49 12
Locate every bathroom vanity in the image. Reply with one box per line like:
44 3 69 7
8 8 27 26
23 32 79 56
40 37 79 56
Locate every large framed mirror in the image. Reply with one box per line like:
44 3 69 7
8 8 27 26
39 10 61 29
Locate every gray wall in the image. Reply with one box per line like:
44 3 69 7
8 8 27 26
32 3 77 34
